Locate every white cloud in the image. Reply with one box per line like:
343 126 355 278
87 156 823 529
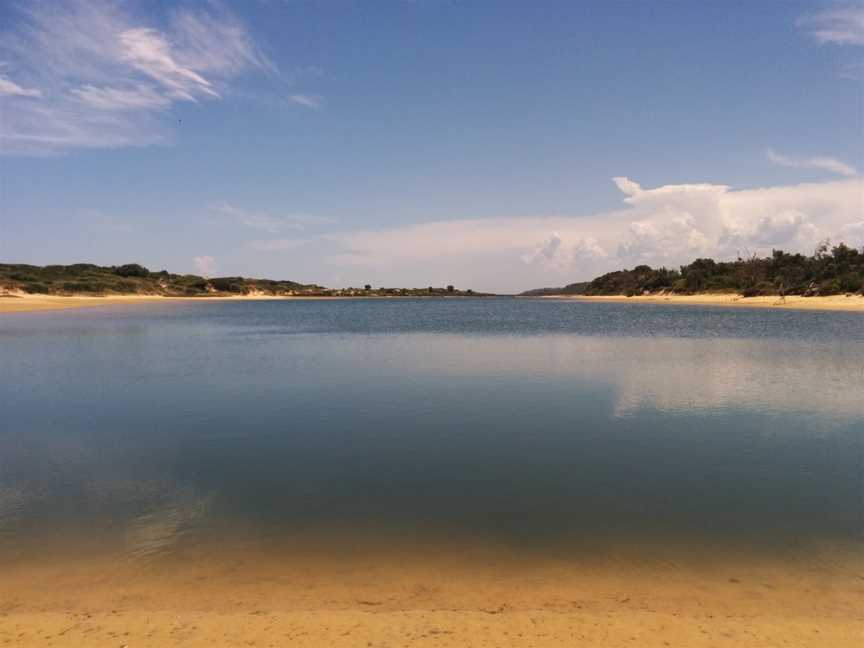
838 220 864 247
767 149 857 177
797 6 864 46
0 1 271 154
288 94 322 109
0 72 41 97
324 177 864 292
521 232 562 265
119 27 219 101
617 215 712 262
193 255 216 277
70 83 171 110
168 5 273 76
522 232 606 269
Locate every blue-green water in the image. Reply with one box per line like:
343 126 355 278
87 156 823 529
1 299 862 561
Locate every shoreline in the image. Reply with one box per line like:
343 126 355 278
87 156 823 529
2 292 863 313
0 293 479 314
0 293 295 313
537 293 864 312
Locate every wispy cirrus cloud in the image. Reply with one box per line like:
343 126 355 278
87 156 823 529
119 27 221 100
0 70 42 97
78 208 134 233
70 83 172 110
210 202 334 234
288 93 323 109
766 149 858 177
248 238 309 252
797 6 864 46
0 0 272 154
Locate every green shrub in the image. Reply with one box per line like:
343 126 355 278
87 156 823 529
818 279 842 296
114 264 150 278
838 272 862 294
22 282 51 294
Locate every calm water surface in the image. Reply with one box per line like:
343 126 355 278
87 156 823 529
1 299 862 562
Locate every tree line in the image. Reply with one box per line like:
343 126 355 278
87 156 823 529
531 242 864 297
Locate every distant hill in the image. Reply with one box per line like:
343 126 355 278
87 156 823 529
519 243 864 297
0 263 488 298
0 263 321 296
519 283 589 296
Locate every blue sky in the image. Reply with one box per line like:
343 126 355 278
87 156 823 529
1 1 862 291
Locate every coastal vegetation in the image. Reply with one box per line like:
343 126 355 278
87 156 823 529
522 243 864 297
0 263 482 297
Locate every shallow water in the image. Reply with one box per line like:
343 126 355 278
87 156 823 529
1 298 862 563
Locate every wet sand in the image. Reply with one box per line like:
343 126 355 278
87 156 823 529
540 293 864 311
1 536 861 647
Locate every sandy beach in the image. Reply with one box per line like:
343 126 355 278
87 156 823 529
540 293 864 312
0 536 861 648
2 292 864 313
0 293 482 313
0 293 313 313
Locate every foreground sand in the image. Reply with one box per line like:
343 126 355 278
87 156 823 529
541 293 864 311
0 538 861 647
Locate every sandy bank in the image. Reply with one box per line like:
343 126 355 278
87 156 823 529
539 293 864 312
0 293 345 313
0 293 488 313
0 542 860 648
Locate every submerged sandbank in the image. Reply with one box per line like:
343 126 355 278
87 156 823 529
540 293 864 311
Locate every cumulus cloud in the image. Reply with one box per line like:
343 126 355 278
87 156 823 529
721 209 817 249
521 233 562 265
617 215 712 262
522 232 606 269
193 255 216 277
838 220 864 247
797 6 864 46
767 149 857 177
324 177 864 292
0 1 271 154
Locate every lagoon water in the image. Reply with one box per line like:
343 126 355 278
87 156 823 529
1 298 862 565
